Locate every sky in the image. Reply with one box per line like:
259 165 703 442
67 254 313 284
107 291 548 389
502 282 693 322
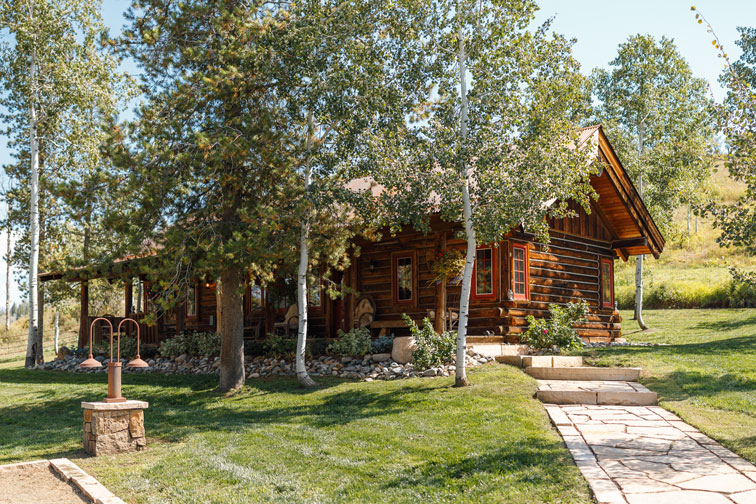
0 0 754 305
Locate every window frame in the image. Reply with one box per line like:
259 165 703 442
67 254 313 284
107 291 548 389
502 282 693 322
511 243 529 301
392 251 417 307
185 283 199 319
246 283 265 314
472 245 497 300
601 258 615 309
308 276 323 311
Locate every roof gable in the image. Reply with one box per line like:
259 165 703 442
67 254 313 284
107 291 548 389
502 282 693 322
585 125 665 259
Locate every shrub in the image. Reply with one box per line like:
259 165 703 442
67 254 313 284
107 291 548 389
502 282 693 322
522 301 588 352
158 331 221 358
307 338 330 357
92 335 137 359
327 327 371 357
404 314 455 370
616 278 756 310
371 334 394 354
263 334 296 358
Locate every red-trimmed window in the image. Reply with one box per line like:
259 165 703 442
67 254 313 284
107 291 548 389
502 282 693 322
393 253 415 304
512 244 528 300
185 283 198 318
473 246 496 299
601 258 614 308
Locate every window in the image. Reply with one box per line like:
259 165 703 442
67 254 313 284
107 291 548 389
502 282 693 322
249 284 263 311
601 258 614 308
186 284 198 317
473 246 496 299
308 281 322 308
512 244 528 300
393 253 415 304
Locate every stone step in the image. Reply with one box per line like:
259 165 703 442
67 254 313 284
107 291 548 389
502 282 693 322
495 355 584 368
536 380 657 406
525 366 641 382
470 343 529 358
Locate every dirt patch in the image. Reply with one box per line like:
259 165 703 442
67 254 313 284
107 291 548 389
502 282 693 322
0 463 87 504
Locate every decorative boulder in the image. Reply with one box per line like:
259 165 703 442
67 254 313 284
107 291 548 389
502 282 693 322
391 336 416 364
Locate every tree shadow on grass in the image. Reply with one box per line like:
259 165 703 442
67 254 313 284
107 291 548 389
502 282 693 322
382 435 580 494
0 367 421 462
693 314 756 332
642 368 756 405
587 334 756 360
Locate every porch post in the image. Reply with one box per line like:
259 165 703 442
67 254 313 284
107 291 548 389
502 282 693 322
78 280 89 348
344 261 357 330
177 302 185 335
124 279 133 337
125 278 133 316
434 231 447 334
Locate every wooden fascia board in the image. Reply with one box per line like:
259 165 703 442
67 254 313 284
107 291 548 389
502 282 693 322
597 132 664 258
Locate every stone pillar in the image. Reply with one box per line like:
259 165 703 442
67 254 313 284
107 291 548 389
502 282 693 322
82 400 148 456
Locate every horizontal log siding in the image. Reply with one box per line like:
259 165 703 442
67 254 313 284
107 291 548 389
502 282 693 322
499 231 620 342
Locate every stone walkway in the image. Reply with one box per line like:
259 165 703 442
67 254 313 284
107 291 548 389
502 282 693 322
545 404 756 504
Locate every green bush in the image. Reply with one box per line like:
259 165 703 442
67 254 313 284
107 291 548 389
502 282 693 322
307 338 330 357
158 331 221 358
616 278 756 310
371 335 393 354
92 335 138 359
327 327 371 357
404 314 455 371
263 334 297 358
522 301 588 352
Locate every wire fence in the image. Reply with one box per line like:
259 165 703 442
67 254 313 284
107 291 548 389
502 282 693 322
0 333 78 360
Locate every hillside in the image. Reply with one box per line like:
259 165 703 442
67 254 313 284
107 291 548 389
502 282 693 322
615 159 756 310
0 313 78 361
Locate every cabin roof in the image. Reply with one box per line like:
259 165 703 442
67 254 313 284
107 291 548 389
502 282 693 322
348 124 664 260
584 125 664 259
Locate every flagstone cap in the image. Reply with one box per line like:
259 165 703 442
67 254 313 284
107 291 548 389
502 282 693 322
81 400 149 410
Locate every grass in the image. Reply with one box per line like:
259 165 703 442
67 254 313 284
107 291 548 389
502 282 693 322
0 364 591 504
581 308 756 464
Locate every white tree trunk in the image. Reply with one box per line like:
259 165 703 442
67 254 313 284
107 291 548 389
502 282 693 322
296 115 316 387
633 121 648 330
455 30 473 387
456 179 475 387
54 309 59 354
687 206 691 234
25 45 42 368
137 279 142 313
5 218 10 332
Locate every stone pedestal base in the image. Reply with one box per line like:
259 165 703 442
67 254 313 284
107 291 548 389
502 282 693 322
82 400 148 456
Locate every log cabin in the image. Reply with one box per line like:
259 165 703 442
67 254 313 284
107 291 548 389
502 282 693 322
40 125 663 350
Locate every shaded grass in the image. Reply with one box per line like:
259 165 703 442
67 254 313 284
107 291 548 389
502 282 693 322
0 364 590 504
580 309 756 463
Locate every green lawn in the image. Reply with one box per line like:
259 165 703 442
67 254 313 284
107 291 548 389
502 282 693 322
0 364 590 504
582 309 756 463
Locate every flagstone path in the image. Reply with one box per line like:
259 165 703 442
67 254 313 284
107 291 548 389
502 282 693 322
545 404 756 504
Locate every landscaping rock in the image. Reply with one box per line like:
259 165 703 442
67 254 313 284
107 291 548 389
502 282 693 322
391 336 416 364
42 347 496 383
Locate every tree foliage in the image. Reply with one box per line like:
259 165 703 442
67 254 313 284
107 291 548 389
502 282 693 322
692 9 756 278
0 0 130 365
365 0 596 385
591 34 717 236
